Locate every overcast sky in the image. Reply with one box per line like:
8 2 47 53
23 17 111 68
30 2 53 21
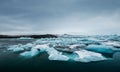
0 0 120 35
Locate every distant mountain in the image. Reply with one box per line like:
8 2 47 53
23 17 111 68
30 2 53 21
0 34 57 38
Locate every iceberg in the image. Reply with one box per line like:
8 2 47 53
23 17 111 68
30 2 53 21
74 50 106 62
8 35 120 62
20 48 40 57
8 44 24 52
48 52 69 61
106 35 120 41
104 41 120 48
20 44 49 57
69 44 86 49
36 45 69 61
80 38 101 45
20 44 69 61
86 45 114 54
20 44 107 62
34 44 49 52
8 43 34 52
47 48 69 61
54 44 86 53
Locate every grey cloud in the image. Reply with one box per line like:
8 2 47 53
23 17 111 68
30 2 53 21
0 0 120 35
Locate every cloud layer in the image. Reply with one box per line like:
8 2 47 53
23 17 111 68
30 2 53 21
0 0 120 35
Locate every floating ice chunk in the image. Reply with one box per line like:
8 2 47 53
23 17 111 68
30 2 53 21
86 45 114 53
8 43 34 52
104 41 120 48
20 44 49 57
48 52 69 61
63 53 78 61
69 44 79 49
46 48 58 55
31 48 40 56
8 35 118 62
80 38 101 45
20 48 40 57
20 51 31 57
34 44 49 52
8 44 24 52
106 35 120 41
20 44 69 61
46 47 69 61
35 44 69 61
23 43 34 50
87 37 101 42
12 47 24 52
69 44 86 49
74 50 106 62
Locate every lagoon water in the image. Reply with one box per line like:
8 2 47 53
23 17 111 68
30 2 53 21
0 38 120 72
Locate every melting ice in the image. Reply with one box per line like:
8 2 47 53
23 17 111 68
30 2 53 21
8 35 120 62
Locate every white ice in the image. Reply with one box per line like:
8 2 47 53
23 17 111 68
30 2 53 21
20 48 40 57
8 35 120 62
69 44 86 49
104 41 120 48
8 43 34 52
74 50 106 62
20 44 69 61
8 44 24 52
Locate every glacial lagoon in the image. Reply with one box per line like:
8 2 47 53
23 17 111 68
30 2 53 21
0 35 120 72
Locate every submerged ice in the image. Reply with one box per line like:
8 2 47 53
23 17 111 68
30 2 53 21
86 45 114 54
7 35 120 62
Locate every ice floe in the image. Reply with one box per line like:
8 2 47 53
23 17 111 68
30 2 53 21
69 44 86 49
7 35 120 62
104 41 120 48
8 43 34 52
74 50 106 62
20 48 40 57
86 45 114 54
8 44 24 52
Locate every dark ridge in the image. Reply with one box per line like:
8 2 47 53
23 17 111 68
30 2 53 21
0 34 57 38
